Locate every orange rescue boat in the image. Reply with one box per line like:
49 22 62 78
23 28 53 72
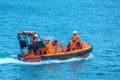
17 31 93 62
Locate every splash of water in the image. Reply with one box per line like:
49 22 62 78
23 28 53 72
0 54 93 65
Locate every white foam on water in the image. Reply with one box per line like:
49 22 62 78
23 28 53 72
0 58 20 64
0 54 93 65
10 55 17 58
84 54 93 60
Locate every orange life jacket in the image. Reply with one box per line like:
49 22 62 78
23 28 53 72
72 34 80 42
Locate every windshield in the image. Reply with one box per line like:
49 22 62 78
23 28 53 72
43 36 55 41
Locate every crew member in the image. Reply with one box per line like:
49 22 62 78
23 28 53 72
32 33 39 54
33 34 39 44
70 30 80 50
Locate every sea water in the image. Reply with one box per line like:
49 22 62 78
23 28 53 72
0 0 120 80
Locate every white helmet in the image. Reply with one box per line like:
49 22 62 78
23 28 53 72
73 30 78 34
34 34 38 37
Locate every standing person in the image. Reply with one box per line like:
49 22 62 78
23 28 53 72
70 30 80 50
32 33 41 55
33 34 39 44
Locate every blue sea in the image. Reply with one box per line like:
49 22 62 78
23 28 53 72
0 0 120 80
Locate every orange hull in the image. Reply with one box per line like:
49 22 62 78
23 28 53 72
18 45 92 62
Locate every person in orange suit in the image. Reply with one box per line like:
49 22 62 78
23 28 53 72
70 30 80 50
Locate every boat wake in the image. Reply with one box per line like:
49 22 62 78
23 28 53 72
0 54 93 65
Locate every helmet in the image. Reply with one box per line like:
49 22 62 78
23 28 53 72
73 30 78 34
34 34 38 37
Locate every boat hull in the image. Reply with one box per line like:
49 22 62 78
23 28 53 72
42 46 92 60
18 46 92 62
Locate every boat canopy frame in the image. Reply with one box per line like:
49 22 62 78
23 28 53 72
17 31 40 53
